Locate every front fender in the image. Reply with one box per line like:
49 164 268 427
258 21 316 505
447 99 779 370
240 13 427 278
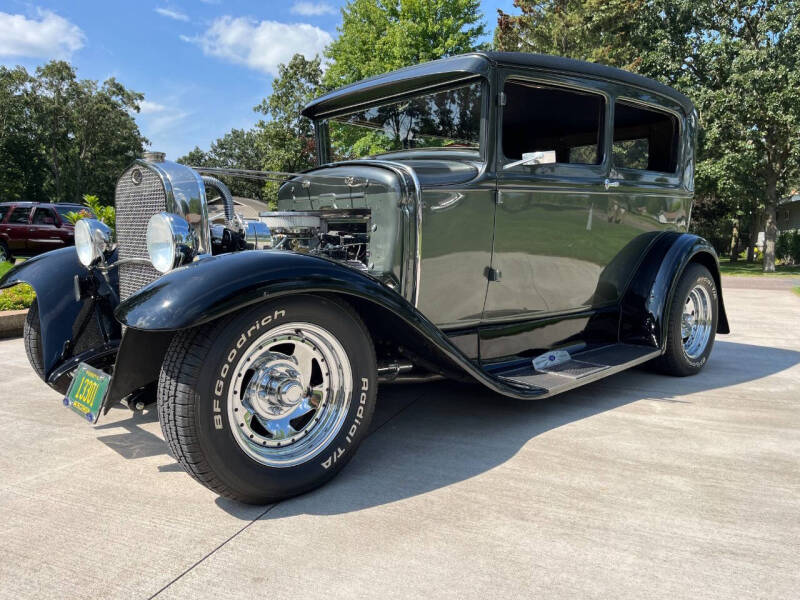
117 251 422 331
116 251 554 399
1 248 89 377
620 232 730 349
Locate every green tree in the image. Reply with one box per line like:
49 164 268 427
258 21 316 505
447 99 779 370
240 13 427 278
325 0 486 87
178 129 264 200
253 54 324 197
495 0 645 70
0 61 146 205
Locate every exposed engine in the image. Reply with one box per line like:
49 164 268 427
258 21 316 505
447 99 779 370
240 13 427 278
259 210 370 271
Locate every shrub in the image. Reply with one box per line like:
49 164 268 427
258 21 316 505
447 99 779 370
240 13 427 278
65 194 116 234
0 283 35 311
776 231 791 263
791 230 800 264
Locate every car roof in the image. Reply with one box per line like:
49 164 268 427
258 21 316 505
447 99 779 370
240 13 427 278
302 51 695 119
0 202 86 208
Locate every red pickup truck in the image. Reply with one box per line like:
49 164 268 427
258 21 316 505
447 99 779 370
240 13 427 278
0 202 95 263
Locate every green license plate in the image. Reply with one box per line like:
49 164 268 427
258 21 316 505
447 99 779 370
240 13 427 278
64 363 110 424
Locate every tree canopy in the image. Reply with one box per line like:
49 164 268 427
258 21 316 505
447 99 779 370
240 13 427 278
0 61 146 205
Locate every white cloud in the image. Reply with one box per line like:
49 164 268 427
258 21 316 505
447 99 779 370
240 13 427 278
0 8 85 59
155 7 190 22
182 16 332 76
291 2 336 16
139 100 167 114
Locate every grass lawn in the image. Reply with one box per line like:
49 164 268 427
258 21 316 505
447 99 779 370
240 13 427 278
0 261 13 278
719 258 800 277
793 287 800 297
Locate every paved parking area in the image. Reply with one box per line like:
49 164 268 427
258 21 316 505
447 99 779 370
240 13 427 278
1 283 799 599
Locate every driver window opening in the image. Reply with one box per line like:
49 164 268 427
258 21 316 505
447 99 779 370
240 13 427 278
501 80 605 166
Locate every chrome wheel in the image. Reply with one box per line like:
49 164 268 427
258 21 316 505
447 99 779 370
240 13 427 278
681 284 713 360
227 322 352 468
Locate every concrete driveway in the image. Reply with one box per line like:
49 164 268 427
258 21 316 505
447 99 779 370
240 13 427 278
1 282 799 599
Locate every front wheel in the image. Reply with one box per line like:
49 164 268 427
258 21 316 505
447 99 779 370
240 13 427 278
24 300 45 381
653 263 718 376
157 295 377 504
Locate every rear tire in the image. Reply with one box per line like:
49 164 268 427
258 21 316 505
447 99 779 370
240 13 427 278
157 295 377 504
0 241 12 264
24 300 45 381
653 263 718 376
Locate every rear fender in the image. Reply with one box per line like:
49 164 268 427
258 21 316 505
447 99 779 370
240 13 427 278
0 247 120 378
620 233 729 349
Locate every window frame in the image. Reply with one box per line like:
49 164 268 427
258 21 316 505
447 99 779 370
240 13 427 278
496 71 611 180
32 207 57 226
317 76 489 164
610 96 683 183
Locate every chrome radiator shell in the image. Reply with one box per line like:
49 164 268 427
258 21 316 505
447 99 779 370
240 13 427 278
114 159 209 301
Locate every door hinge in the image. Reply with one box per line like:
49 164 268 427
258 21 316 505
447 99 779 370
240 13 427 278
485 266 502 282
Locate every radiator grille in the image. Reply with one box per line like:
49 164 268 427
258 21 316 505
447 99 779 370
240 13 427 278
115 165 166 301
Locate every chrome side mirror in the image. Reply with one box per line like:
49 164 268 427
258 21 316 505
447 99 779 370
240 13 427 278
503 150 557 170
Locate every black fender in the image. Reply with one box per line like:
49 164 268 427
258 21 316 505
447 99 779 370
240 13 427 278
620 232 730 349
0 247 120 381
115 251 540 399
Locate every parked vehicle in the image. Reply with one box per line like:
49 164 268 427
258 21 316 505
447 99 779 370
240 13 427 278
0 201 95 263
0 52 729 504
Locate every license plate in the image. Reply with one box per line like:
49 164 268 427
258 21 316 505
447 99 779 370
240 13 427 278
63 363 110 424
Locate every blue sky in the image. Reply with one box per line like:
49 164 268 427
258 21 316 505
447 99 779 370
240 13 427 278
0 0 515 160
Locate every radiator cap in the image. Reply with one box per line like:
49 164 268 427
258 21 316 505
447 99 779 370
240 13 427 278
143 151 166 163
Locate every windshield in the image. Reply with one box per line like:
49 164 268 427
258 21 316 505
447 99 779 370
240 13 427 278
324 80 483 160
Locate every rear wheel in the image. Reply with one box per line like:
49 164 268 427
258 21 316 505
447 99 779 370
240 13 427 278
24 300 45 381
654 263 718 376
157 295 377 504
0 241 12 264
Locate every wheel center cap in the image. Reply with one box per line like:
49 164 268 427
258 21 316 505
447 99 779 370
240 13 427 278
245 359 306 419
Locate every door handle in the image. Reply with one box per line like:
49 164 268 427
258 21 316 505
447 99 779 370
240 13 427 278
604 179 620 190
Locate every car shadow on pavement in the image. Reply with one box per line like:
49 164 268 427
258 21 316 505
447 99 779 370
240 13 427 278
87 340 800 516
246 340 800 518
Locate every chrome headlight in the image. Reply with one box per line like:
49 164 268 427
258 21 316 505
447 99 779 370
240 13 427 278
146 212 196 274
75 219 114 267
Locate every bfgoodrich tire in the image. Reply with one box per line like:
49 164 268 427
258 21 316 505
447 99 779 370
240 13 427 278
653 263 718 376
157 294 377 504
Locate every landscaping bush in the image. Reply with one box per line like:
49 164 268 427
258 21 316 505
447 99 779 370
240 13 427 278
791 230 800 265
0 283 35 311
776 231 791 263
0 262 35 311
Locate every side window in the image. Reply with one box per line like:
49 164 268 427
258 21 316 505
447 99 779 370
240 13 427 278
502 80 605 166
613 101 679 173
0 206 8 222
32 208 57 225
8 207 31 224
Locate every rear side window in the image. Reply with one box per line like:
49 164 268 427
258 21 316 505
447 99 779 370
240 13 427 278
33 208 57 225
8 207 31 224
0 206 8 222
55 205 94 220
502 80 605 165
613 101 679 173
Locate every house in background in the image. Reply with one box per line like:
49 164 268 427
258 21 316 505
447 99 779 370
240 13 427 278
777 192 800 232
208 195 271 221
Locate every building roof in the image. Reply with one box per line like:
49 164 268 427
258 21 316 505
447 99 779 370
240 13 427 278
302 51 695 119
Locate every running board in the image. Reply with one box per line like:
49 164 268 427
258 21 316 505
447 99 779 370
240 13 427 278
493 344 661 398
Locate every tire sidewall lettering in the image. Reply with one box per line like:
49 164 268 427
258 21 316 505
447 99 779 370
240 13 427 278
212 309 287 431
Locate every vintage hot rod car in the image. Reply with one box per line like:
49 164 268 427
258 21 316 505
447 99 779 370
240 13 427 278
1 52 728 503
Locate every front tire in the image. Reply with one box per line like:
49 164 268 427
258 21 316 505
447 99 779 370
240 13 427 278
653 263 718 376
24 300 45 381
0 241 13 264
157 295 377 504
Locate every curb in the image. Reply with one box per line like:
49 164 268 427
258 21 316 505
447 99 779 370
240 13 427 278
0 309 27 339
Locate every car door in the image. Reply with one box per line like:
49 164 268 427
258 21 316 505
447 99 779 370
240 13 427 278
29 206 63 253
484 72 611 324
5 206 32 252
